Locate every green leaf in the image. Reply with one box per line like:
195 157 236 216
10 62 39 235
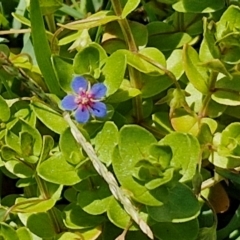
170 108 199 135
39 0 63 15
197 225 217 240
60 128 85 165
0 44 10 57
94 122 118 166
20 120 42 156
38 153 81 185
216 5 240 40
39 135 54 163
212 123 240 168
106 80 141 103
14 197 55 213
63 203 104 229
122 0 140 18
152 112 174 135
118 48 165 75
102 21 148 51
73 44 107 78
147 183 200 222
16 227 33 240
183 44 209 94
151 219 199 240
199 18 220 61
52 56 74 93
5 160 34 178
113 125 164 205
0 223 19 240
148 32 192 52
77 176 112 215
102 51 126 96
30 0 63 96
107 197 147 230
58 11 119 30
199 59 231 79
5 130 21 154
27 212 56 238
212 75 240 106
159 132 201 182
173 0 225 13
0 96 10 122
31 101 68 134
20 132 34 158
141 50 183 97
57 232 82 240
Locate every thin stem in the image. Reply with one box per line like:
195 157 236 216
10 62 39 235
45 14 56 33
140 121 165 139
35 175 62 234
137 53 182 90
198 71 218 118
0 29 31 35
110 0 143 122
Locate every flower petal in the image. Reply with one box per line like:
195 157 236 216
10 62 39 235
71 76 88 93
75 106 90 123
90 83 107 99
61 95 77 110
89 102 107 118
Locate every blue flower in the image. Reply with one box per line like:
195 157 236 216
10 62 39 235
61 76 107 123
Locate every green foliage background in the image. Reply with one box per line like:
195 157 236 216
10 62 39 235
0 0 240 239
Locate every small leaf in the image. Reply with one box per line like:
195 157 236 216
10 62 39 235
216 5 240 40
31 101 68 134
14 197 55 213
63 203 104 229
58 11 119 30
0 95 10 122
77 176 112 215
173 0 225 13
118 48 165 75
212 75 240 106
38 153 81 185
148 32 192 52
106 80 141 103
5 160 34 178
183 44 209 94
60 128 84 165
147 183 200 222
27 212 56 238
0 223 19 240
122 0 140 18
94 121 118 166
52 55 74 93
39 0 63 15
102 51 126 96
73 44 107 78
171 108 199 135
199 59 231 79
107 197 146 230
159 132 201 182
16 227 33 240
39 135 54 163
151 219 199 240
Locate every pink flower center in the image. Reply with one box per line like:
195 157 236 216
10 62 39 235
75 88 93 107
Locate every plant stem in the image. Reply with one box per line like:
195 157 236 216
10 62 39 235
110 0 143 123
198 71 218 118
35 175 62 234
45 14 56 33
